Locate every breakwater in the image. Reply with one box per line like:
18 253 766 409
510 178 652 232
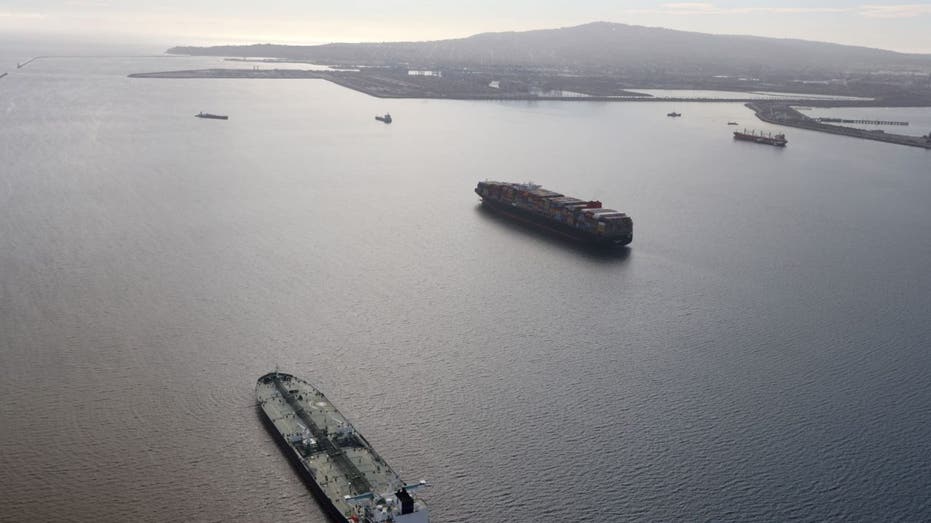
749 102 931 149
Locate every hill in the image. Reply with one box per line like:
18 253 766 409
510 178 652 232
168 22 931 76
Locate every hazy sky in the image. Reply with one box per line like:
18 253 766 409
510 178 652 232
2 0 931 52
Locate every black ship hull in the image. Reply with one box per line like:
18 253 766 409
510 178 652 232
257 406 350 523
480 198 632 247
733 133 786 146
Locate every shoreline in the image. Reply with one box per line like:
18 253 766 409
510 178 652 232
127 68 883 103
129 68 931 149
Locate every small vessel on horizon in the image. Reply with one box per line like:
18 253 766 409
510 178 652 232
375 113 393 124
195 112 228 120
733 128 787 146
667 111 682 117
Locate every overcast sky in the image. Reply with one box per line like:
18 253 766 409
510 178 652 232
2 0 931 53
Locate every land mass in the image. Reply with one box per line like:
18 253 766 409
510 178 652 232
169 22 931 75
136 22 931 148
162 22 931 103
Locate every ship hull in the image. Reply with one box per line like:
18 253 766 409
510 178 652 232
733 133 786 146
480 198 632 247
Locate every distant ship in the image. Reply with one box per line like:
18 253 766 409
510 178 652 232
195 112 228 120
257 371 430 522
375 113 393 124
667 112 682 117
727 121 739 125
476 181 633 247
733 129 787 146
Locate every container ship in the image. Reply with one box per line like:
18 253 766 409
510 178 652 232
257 371 429 523
475 181 633 247
733 129 787 146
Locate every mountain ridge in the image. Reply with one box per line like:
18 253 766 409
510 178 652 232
168 21 931 75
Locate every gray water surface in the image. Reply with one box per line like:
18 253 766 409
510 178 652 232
2 55 931 522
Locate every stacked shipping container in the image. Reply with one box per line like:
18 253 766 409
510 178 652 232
475 181 633 246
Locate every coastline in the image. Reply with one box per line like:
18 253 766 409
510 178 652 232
127 68 880 103
129 67 931 149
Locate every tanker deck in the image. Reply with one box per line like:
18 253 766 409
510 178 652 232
257 371 429 522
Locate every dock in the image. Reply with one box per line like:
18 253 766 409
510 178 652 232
815 118 908 126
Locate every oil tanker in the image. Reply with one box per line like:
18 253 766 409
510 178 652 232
733 129 787 146
257 371 429 522
475 181 633 247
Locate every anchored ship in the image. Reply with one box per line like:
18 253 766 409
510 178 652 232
257 371 429 523
375 113 392 124
475 181 633 247
195 112 228 120
733 129 787 146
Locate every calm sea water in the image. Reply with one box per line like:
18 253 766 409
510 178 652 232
2 51 931 522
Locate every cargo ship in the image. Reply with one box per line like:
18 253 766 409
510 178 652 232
195 112 228 120
667 111 682 117
257 371 429 523
375 113 392 124
475 181 633 247
733 129 787 146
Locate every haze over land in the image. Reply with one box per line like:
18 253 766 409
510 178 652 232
4 1 931 53
170 22 931 76
164 22 931 107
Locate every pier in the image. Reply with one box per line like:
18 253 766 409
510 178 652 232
748 102 931 150
815 117 908 126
